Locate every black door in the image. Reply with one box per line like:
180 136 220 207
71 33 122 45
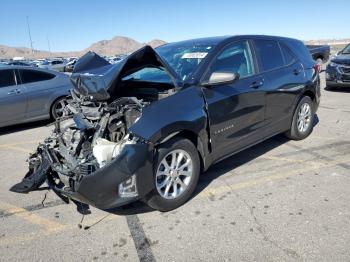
253 39 306 133
201 40 267 160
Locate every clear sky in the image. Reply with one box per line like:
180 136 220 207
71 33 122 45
1 0 349 52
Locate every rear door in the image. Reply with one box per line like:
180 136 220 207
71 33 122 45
0 69 27 125
202 40 267 159
17 69 56 119
253 39 305 132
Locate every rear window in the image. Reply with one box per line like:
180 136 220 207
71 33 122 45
19 69 55 84
280 43 296 65
0 69 16 88
254 40 284 71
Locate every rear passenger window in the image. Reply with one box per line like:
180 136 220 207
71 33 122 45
0 69 16 88
280 43 296 65
19 70 55 84
254 40 284 71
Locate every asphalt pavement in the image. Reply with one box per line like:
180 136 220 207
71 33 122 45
0 71 349 262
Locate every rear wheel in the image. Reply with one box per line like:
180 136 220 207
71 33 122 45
285 96 314 140
145 137 200 211
51 97 67 119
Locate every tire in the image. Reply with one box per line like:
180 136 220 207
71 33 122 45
325 85 336 91
285 96 314 140
145 137 200 211
51 97 67 120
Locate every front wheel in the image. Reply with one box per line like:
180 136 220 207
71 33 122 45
144 137 200 211
285 96 314 140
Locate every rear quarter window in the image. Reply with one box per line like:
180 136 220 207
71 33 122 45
254 39 284 72
19 69 55 84
280 43 297 65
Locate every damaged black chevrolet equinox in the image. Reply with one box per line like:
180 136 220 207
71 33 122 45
11 35 320 212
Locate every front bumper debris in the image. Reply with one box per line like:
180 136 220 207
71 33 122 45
10 94 156 212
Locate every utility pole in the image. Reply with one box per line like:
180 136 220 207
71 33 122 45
26 16 34 56
47 35 52 59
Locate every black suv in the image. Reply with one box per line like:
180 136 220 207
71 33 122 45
11 35 320 212
326 43 350 89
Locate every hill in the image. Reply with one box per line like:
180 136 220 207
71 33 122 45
0 36 167 59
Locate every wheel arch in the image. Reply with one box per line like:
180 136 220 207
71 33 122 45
156 129 207 173
315 55 324 61
302 90 316 106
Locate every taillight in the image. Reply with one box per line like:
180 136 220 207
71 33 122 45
313 64 321 73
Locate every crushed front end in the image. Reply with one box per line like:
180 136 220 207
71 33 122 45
10 93 155 210
10 47 181 212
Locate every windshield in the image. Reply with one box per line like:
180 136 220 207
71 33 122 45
122 67 172 83
341 44 350 54
156 43 214 80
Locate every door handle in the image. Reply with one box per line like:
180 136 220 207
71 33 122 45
250 81 264 89
293 68 302 75
7 89 20 95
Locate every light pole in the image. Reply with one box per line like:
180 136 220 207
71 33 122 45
26 16 34 56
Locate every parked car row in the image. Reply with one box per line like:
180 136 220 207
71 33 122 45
0 54 127 73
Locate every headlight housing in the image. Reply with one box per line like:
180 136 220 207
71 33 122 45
329 61 338 67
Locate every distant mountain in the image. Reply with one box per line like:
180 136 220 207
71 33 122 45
84 37 167 55
146 39 167 48
0 36 168 59
85 36 142 56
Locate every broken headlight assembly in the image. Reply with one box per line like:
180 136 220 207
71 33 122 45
118 174 138 198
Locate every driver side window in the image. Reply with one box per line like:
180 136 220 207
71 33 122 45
210 41 255 79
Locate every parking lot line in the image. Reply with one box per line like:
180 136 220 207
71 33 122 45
261 155 319 166
0 213 119 246
0 200 66 234
199 156 350 199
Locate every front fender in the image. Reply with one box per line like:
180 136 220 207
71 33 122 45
129 86 208 144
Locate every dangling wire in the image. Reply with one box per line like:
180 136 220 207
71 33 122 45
41 191 48 207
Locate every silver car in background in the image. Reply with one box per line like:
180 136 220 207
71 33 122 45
38 59 66 72
0 66 73 128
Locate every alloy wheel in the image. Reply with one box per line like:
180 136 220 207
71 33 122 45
155 149 193 199
297 102 312 133
53 98 67 119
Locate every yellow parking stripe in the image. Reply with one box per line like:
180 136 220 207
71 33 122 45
200 157 350 199
0 200 66 233
0 214 119 246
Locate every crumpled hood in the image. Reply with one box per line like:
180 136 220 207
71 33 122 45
332 53 350 65
70 45 181 101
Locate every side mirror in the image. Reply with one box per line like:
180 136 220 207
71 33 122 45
201 71 239 87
